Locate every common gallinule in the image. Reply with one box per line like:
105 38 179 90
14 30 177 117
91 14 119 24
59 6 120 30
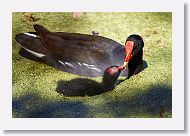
15 24 145 78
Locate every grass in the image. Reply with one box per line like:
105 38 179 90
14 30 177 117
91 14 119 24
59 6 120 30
12 12 172 118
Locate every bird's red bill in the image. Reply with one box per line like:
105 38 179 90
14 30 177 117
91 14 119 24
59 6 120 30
124 41 134 62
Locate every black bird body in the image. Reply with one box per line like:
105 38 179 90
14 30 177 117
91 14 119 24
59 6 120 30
15 24 145 78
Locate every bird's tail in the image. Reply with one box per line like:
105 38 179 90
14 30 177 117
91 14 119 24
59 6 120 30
33 24 50 35
15 32 49 58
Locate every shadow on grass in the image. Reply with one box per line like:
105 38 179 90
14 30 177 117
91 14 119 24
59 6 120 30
56 78 103 96
95 85 172 118
56 78 126 96
12 85 171 118
12 92 88 118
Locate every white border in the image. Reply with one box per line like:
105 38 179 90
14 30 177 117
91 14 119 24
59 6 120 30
0 0 184 130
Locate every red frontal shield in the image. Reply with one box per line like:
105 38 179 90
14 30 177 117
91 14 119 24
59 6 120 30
124 41 134 62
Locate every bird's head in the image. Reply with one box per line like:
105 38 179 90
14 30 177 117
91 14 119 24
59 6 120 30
105 34 144 78
125 34 144 60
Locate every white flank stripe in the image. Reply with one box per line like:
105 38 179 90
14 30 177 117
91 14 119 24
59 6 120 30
89 67 101 72
78 62 82 66
82 63 95 67
65 62 76 69
82 62 100 72
24 48 45 58
58 60 65 65
24 33 37 38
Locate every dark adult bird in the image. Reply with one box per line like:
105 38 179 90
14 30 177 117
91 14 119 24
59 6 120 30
15 24 146 78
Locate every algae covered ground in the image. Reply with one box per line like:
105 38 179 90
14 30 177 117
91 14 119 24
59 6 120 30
12 12 172 118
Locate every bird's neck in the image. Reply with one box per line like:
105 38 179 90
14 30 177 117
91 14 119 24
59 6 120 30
128 49 143 77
